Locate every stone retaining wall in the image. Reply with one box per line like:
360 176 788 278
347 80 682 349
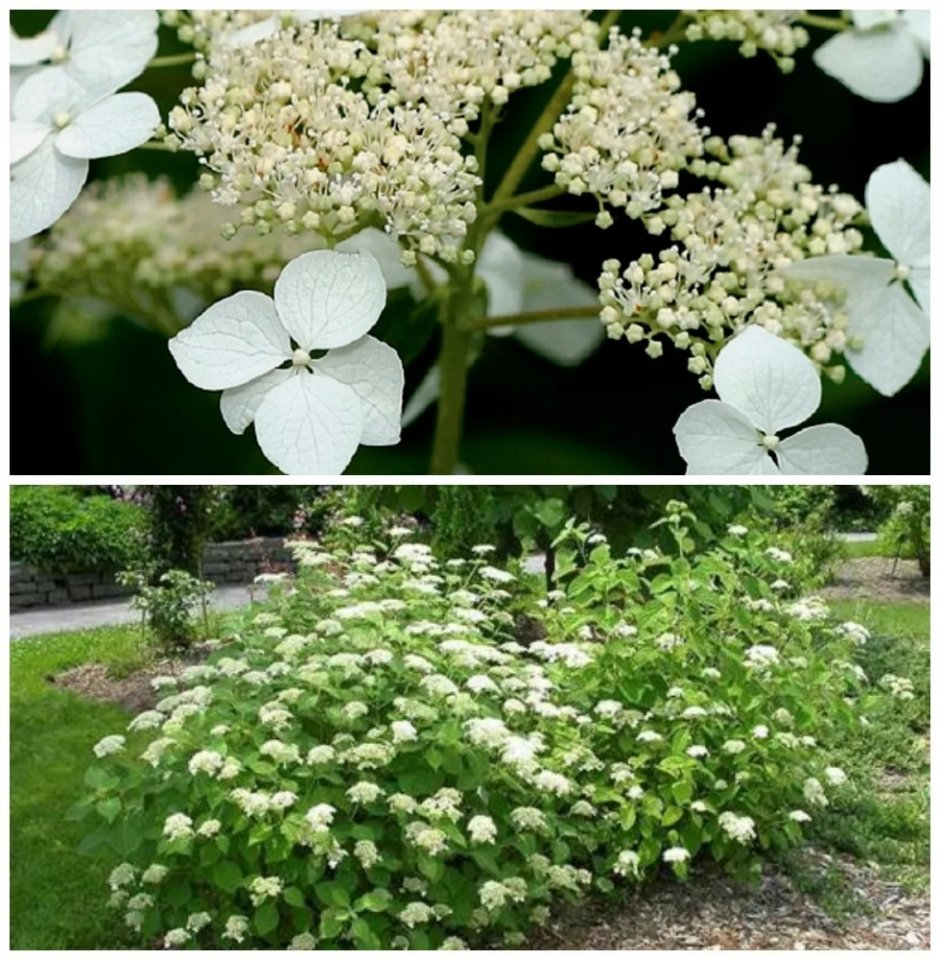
10 537 295 611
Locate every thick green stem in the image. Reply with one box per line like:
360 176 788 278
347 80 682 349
462 305 598 332
430 313 473 474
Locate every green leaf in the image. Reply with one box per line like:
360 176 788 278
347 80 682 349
317 881 351 909
532 497 566 529
513 206 597 228
671 780 694 806
355 888 393 913
254 901 279 937
212 860 243 895
95 797 121 823
662 805 684 827
350 916 382 949
283 886 306 908
318 909 345 940
84 767 119 791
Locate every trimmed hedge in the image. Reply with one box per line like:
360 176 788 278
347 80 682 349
10 486 147 574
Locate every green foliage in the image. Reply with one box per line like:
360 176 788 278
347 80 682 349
868 486 930 577
117 568 215 654
78 507 903 949
10 486 148 574
429 487 498 556
145 486 214 577
208 487 330 540
808 600 929 890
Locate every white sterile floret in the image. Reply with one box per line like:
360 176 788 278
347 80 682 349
11 11 159 92
11 24 160 242
784 159 929 396
168 250 403 474
674 326 868 474
813 11 929 102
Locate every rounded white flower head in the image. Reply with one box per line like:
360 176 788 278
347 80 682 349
813 11 929 102
674 326 868 474
785 159 929 396
169 249 404 474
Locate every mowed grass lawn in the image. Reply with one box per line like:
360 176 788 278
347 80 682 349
9 602 931 948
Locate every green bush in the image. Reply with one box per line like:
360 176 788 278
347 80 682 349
208 487 331 541
78 509 904 949
869 486 930 577
10 486 147 574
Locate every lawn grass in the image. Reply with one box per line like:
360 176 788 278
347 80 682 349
10 626 144 950
840 538 911 561
803 600 930 893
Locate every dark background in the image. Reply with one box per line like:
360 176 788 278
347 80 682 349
11 10 929 475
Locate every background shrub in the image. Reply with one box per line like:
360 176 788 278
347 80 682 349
10 486 147 574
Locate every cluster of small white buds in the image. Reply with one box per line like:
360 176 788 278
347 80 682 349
598 126 863 387
685 11 811 72
539 27 706 227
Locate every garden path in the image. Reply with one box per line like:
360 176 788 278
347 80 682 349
9 584 264 640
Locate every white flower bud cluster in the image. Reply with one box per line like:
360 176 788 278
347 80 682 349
29 175 311 318
539 28 706 225
685 11 810 72
167 18 483 262
357 11 593 120
161 10 275 52
598 126 864 387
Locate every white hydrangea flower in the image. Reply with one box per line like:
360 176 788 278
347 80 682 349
813 11 929 102
288 932 319 950
223 915 249 943
93 734 125 758
825 765 848 786
784 159 929 396
353 839 381 869
674 327 868 474
162 812 194 841
399 901 434 928
663 846 690 863
718 811 756 843
163 928 190 948
249 875 284 906
141 863 168 884
788 809 812 823
168 249 403 474
465 814 498 844
613 849 640 877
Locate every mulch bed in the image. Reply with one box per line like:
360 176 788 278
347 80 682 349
821 558 929 604
528 852 929 950
49 643 215 714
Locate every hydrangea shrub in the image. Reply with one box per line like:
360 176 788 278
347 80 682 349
79 508 908 948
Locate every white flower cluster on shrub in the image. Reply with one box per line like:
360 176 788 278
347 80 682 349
83 512 906 949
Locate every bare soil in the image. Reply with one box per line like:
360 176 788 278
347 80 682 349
821 558 929 604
